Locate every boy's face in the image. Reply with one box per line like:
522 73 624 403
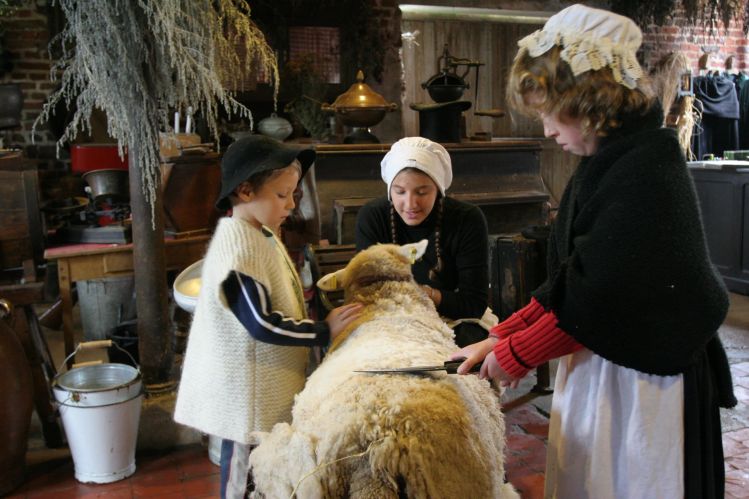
232 165 301 231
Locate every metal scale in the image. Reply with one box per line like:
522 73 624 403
52 169 132 244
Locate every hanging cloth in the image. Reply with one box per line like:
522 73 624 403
692 75 740 158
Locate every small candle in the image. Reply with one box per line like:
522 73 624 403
185 106 193 134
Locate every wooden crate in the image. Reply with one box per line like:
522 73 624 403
0 155 43 273
332 197 374 245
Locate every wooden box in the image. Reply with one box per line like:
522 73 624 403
0 155 43 272
489 230 548 319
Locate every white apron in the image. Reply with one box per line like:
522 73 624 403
545 349 684 499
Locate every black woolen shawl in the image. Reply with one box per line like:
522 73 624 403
533 106 731 377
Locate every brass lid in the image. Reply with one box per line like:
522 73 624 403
324 70 396 110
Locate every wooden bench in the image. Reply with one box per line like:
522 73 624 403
304 243 357 318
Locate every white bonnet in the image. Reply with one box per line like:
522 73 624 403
381 137 453 200
517 4 644 89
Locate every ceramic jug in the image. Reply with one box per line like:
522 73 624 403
257 113 293 141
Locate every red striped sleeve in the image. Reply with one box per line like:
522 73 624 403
489 297 546 339
493 309 583 379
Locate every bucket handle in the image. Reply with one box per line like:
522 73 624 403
57 339 140 375
72 360 103 369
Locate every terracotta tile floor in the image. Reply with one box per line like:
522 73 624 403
7 406 548 499
10 372 746 499
7 445 220 498
7 295 749 498
724 362 749 499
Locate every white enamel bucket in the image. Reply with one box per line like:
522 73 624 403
52 340 143 483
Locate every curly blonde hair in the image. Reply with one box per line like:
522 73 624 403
506 46 656 137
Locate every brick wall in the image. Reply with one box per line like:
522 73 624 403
640 9 749 73
0 0 61 168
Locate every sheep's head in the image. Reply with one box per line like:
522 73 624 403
317 240 428 297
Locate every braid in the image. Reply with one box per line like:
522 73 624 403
428 197 444 281
390 202 398 244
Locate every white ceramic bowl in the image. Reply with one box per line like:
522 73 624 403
173 259 203 313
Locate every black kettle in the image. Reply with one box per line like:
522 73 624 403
0 84 23 130
421 44 480 103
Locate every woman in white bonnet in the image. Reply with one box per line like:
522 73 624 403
355 136 495 347
451 4 735 499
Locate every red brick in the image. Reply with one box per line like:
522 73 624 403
724 469 749 496
732 362 749 376
6 20 46 30
510 472 545 499
22 100 42 110
521 422 550 438
724 428 749 447
15 61 50 71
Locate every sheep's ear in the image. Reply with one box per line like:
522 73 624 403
398 239 429 264
317 268 346 291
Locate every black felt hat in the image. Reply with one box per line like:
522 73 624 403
215 135 315 211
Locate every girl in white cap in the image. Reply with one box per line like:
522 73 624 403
355 136 497 347
451 4 735 499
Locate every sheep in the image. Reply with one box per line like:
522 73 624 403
248 240 519 499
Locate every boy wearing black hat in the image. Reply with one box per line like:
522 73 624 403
174 136 361 499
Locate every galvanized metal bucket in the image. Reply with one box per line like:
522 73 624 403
52 340 143 484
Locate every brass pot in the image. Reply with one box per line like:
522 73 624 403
321 70 397 128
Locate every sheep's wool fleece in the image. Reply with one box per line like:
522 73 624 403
249 244 518 499
174 217 308 444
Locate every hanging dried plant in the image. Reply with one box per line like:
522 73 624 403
609 0 678 29
33 0 278 226
611 0 748 33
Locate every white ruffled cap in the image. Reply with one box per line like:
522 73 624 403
517 4 644 89
381 137 453 200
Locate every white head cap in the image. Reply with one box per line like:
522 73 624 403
381 137 453 200
518 4 644 89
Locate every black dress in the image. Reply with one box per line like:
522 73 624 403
356 196 490 347
534 104 736 498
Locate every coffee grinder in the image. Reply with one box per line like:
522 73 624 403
410 44 481 142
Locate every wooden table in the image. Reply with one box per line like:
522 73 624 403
44 235 210 358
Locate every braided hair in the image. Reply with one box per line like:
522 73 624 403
390 196 444 280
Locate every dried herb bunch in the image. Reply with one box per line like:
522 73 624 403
283 56 330 141
34 0 278 225
0 0 19 75
611 0 748 33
